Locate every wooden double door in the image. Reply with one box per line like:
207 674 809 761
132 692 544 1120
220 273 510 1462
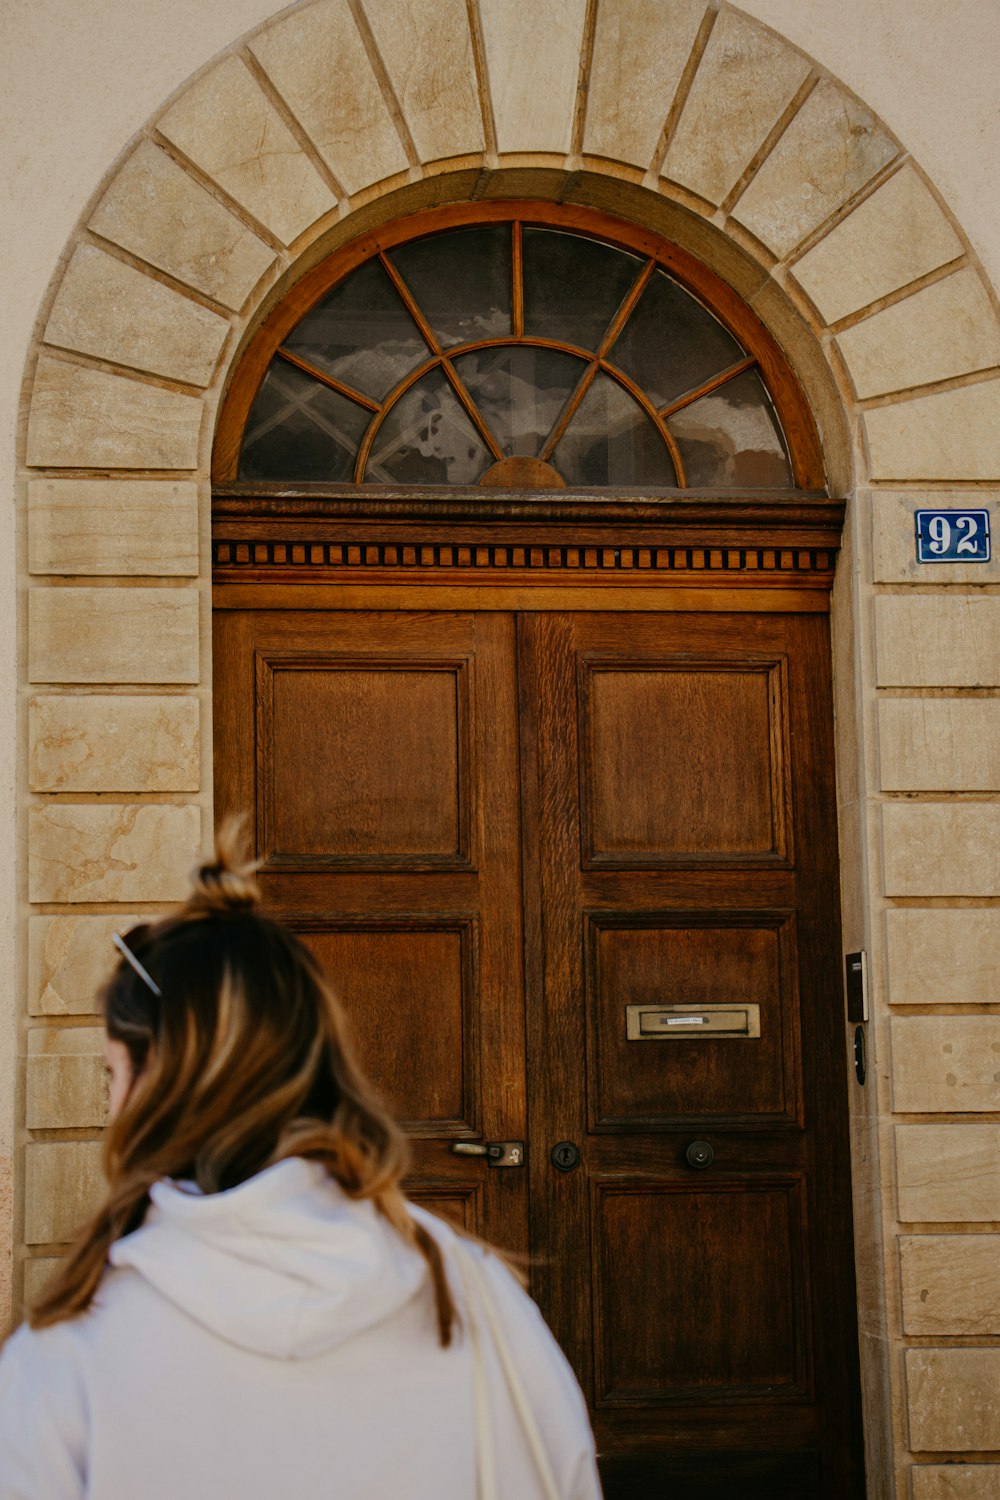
214 602 864 1499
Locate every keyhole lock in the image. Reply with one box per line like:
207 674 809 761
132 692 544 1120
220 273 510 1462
551 1141 581 1172
685 1140 715 1170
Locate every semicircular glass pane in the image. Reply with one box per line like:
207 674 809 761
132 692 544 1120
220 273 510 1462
365 369 493 484
388 226 512 349
522 228 642 351
282 257 429 401
609 269 745 408
239 363 372 481
551 372 676 486
452 346 585 457
666 369 792 487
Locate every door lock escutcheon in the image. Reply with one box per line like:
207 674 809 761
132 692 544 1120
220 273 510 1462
451 1140 524 1166
685 1140 715 1170
551 1141 581 1172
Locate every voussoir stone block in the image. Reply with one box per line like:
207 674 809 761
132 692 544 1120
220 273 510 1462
875 596 1000 686
733 79 896 258
28 588 200 685
158 54 336 247
26 358 201 470
886 909 1000 1006
879 698 1000 791
28 479 199 577
28 803 202 904
865 380 1000 482
249 0 408 196
24 1142 104 1245
29 694 200 793
906 1349 1000 1452
26 1027 108 1131
89 140 275 311
661 8 810 205
883 803 1000 898
29 914 147 1016
912 1466 1000 1499
900 1236 1000 1336
479 0 586 156
892 1017 1000 1114
871 491 1000 585
43 245 230 387
583 0 706 168
361 0 483 164
791 164 963 324
896 1125 1000 1222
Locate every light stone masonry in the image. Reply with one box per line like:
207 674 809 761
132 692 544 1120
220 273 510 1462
29 915 148 1016
88 140 275 310
28 694 200 792
900 1236 1000 1336
912 1468 1000 1499
882 803 1000 897
865 380 1000 482
891 1017 1000 1114
896 1125 1000 1222
24 1142 105 1245
878 698 1000 791
906 1349 1000 1452
360 0 484 164
21 1259 61 1305
885 909 1000 1005
870 491 1000 585
157 54 337 246
25 359 202 471
28 588 200 685
875 596 1000 686
479 0 586 156
28 803 202 904
26 1027 108 1131
28 479 200 578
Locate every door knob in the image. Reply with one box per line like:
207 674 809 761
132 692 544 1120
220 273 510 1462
685 1140 715 1170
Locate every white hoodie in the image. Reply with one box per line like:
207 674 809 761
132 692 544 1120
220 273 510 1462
0 1158 601 1500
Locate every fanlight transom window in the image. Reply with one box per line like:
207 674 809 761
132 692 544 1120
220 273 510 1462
237 218 799 490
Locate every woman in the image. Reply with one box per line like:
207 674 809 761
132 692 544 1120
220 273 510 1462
0 840 601 1499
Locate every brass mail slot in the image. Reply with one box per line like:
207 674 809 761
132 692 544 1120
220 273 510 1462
625 1003 761 1040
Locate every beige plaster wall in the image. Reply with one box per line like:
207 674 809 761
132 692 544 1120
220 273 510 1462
4 3 1000 1497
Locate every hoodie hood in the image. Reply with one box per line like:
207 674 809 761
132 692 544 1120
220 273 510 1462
108 1158 427 1360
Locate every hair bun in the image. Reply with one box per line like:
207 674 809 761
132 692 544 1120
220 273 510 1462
188 817 261 914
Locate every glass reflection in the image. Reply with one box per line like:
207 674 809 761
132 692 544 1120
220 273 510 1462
610 270 744 409
523 228 641 352
240 364 372 482
282 258 428 401
365 369 492 484
667 369 791 487
452 345 584 457
389 227 511 349
552 373 676 487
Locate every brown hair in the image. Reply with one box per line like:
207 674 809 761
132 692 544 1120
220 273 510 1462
30 828 457 1345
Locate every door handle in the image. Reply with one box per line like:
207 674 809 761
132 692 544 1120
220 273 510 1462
451 1141 524 1167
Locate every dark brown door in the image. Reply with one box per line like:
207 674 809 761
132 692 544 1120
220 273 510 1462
214 603 863 1499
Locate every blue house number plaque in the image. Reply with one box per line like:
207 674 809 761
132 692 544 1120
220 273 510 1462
915 508 991 563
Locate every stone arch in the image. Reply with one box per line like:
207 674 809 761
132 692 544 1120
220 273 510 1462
20 4 1000 1496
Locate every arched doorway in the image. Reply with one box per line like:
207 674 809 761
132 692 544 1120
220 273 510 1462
212 201 863 1498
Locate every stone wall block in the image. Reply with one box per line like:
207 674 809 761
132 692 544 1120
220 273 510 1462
88 140 275 311
791 165 963 324
29 588 200 685
733 79 896 258
906 1349 1000 1452
871 491 1000 584
22 1259 61 1305
249 0 408 196
661 9 810 205
28 478 199 577
28 804 201 904
479 0 586 155
360 0 483 163
583 0 706 167
900 1236 1000 1336
886 909 1000 1005
43 245 230 387
29 915 147 1016
26 358 202 470
29 694 200 792
891 1017 1000 1113
879 698 1000 790
24 1143 105 1244
158 54 337 246
883 803 1000 897
875 596 1000 686
838 269 1000 400
912 1468 1000 1499
896 1125 1000 1222
865 381 1000 482
26 1027 108 1130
